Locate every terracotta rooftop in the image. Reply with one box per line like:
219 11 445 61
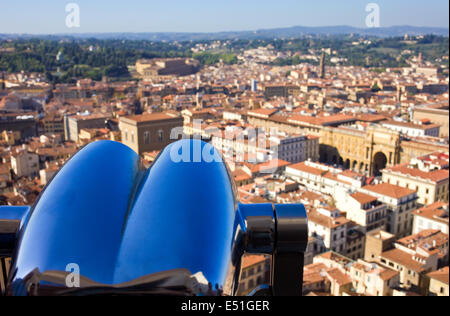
241 255 267 269
308 209 350 229
381 248 426 273
326 268 352 285
396 229 448 256
385 164 449 183
287 161 327 176
427 267 449 285
413 202 449 225
363 183 416 199
122 112 180 123
350 192 378 205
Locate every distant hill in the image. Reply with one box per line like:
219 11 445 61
1 25 448 41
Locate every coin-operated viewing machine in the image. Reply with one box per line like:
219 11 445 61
0 140 308 296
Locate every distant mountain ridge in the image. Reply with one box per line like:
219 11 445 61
1 25 448 41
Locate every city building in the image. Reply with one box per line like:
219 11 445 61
342 192 388 233
0 113 37 139
312 252 354 296
236 255 270 296
42 114 65 136
381 120 440 138
364 230 396 263
361 183 418 237
119 112 183 155
382 152 449 205
379 230 449 294
270 134 319 164
64 113 111 143
136 58 200 80
427 267 449 296
285 161 366 197
349 260 400 296
10 150 39 178
412 202 449 235
320 125 401 176
413 105 449 138
346 227 366 260
307 206 350 254
39 163 60 185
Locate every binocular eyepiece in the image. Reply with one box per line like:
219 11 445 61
0 140 308 296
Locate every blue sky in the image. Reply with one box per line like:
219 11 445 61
0 0 448 34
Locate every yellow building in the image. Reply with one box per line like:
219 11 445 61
320 124 448 177
382 152 449 205
320 125 401 176
413 105 449 138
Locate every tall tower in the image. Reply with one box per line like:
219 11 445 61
319 52 326 79
418 52 423 65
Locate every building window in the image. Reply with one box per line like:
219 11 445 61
144 131 150 145
131 131 135 144
158 130 164 142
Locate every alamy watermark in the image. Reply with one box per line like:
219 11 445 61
65 263 80 288
65 3 80 28
365 3 380 28
169 120 280 174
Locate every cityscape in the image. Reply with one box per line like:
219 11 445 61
0 1 449 298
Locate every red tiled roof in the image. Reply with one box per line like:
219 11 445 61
350 192 378 204
385 164 449 183
363 183 416 199
287 161 327 176
381 249 426 273
242 255 267 269
413 202 449 225
122 112 180 123
326 268 352 285
427 267 449 285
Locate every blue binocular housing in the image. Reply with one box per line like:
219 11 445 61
0 140 308 296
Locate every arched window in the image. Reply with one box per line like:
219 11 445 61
158 130 164 142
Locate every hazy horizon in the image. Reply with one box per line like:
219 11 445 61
0 24 449 36
0 0 448 34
